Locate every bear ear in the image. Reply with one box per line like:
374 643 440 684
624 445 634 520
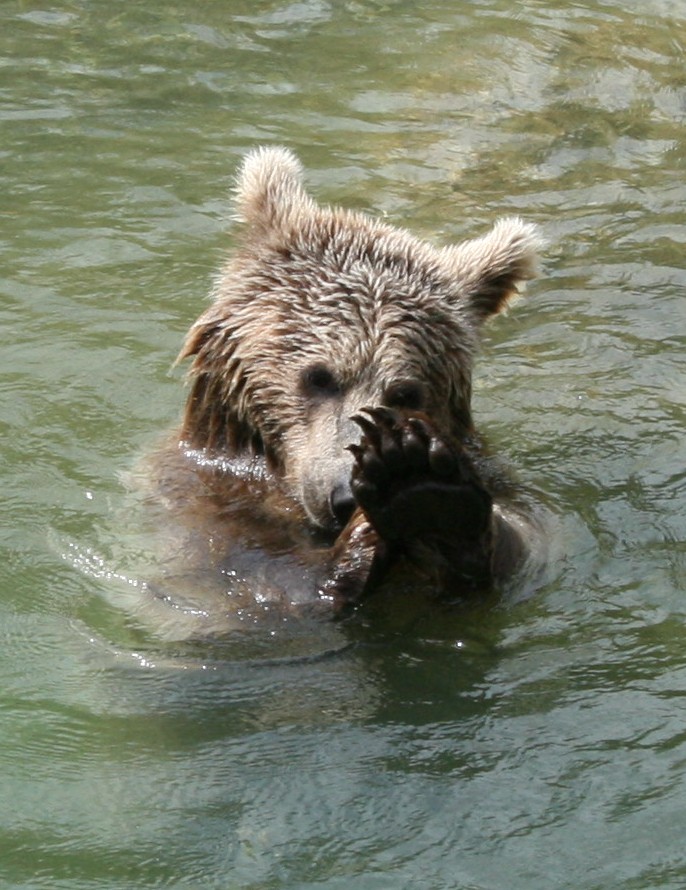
441 218 545 322
233 146 316 234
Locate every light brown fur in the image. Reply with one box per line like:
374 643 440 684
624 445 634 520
148 147 546 612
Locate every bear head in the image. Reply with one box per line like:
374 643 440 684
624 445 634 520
178 147 543 533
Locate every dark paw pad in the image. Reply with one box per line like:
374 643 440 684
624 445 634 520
349 407 492 549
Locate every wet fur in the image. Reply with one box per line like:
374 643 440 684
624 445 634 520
146 147 546 612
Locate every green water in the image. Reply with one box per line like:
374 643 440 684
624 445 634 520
2 1 686 887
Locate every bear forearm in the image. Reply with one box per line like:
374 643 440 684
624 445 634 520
318 510 390 608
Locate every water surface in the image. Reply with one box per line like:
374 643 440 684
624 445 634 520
2 1 686 888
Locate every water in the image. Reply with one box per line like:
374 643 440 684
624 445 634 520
2 1 685 887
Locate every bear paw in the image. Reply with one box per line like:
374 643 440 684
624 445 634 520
349 407 494 584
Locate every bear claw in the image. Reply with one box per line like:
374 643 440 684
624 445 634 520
351 407 439 480
349 407 493 558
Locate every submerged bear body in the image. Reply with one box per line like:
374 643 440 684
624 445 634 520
143 147 547 616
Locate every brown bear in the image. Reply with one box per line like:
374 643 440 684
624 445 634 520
144 147 546 615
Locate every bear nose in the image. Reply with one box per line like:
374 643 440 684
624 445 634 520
330 481 356 528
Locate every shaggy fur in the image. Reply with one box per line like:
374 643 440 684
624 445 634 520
150 147 545 609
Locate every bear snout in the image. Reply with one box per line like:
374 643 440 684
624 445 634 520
329 480 357 528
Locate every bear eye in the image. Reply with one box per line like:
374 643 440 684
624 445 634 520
383 380 426 411
300 363 341 398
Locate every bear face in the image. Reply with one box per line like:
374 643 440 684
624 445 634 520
177 147 543 543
